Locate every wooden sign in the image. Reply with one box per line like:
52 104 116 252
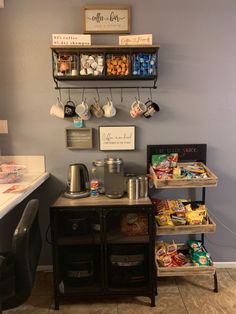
83 6 131 34
119 34 153 46
52 34 91 46
65 128 93 150
99 125 135 151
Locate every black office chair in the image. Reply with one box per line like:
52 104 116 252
0 199 42 313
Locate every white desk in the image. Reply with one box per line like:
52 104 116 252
0 156 49 219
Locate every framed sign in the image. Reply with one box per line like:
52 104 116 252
83 6 131 34
99 125 135 151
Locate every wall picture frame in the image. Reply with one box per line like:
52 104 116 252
99 125 136 151
83 6 131 34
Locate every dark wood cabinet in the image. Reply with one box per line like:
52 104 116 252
50 196 156 310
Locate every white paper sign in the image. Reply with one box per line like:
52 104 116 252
99 126 135 151
52 34 91 46
119 34 153 46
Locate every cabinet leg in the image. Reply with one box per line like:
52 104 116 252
214 271 218 293
54 298 59 310
150 295 156 307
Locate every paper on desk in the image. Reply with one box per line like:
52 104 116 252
3 184 30 193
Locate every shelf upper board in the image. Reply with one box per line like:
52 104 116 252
51 44 160 50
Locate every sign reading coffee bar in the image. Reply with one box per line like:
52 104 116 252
83 6 131 33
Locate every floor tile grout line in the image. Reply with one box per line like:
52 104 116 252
175 277 190 314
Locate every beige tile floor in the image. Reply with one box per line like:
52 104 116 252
4 269 236 314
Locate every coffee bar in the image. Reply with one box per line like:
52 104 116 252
2 2 232 313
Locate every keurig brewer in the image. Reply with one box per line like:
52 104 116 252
104 157 124 198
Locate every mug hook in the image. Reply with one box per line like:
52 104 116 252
82 88 85 102
96 88 100 102
109 88 113 101
137 87 140 101
121 88 123 103
149 88 153 101
58 89 62 102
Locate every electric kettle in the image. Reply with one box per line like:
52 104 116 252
64 163 90 199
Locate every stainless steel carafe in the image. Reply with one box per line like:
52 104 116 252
104 157 124 199
64 163 90 199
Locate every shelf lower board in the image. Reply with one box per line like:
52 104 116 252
150 163 218 189
60 283 102 295
157 264 216 277
156 216 216 235
54 75 156 81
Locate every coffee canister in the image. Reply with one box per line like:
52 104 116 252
138 176 148 198
127 177 139 200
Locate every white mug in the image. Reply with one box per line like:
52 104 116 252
75 100 91 120
50 98 64 119
130 98 147 118
102 98 116 118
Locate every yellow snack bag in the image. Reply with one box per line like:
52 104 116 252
155 214 174 226
185 211 203 225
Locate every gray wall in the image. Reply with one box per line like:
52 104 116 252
1 0 236 264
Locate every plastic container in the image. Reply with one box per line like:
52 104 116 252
106 54 130 76
93 160 104 194
90 167 99 197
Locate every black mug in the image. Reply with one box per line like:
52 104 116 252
64 100 76 118
143 100 160 119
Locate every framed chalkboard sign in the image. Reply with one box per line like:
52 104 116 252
99 125 135 151
83 6 131 34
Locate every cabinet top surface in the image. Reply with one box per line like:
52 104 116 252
51 194 152 207
50 44 160 49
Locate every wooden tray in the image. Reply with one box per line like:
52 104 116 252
156 215 216 235
150 162 218 189
156 243 215 277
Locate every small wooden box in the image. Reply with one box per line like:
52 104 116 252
65 128 93 150
150 162 218 189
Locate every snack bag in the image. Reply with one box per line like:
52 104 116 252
165 241 177 256
187 240 202 252
152 153 178 170
155 214 174 226
186 211 203 225
191 251 210 266
172 253 188 266
155 241 166 260
158 255 172 267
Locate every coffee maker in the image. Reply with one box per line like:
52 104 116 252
104 157 124 198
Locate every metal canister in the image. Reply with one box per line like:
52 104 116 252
127 177 139 200
138 175 148 198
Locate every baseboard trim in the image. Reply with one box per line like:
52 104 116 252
214 262 236 268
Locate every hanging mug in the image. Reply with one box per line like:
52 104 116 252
64 100 76 118
90 98 104 118
50 97 65 119
130 98 147 118
143 99 160 119
75 99 91 120
102 98 116 118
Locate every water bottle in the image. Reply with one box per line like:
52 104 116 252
90 167 99 197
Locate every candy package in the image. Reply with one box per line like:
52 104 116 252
152 153 178 171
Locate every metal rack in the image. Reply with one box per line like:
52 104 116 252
147 143 218 293
51 45 160 90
